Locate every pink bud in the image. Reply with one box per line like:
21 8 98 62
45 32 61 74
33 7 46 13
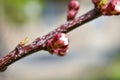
92 0 120 15
68 0 80 10
46 33 69 56
108 0 120 15
67 0 80 21
67 10 77 21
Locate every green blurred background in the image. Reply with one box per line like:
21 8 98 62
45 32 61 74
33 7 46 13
0 0 120 80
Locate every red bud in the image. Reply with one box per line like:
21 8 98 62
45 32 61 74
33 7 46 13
67 10 77 21
68 0 80 10
67 0 80 21
46 33 69 56
92 0 120 15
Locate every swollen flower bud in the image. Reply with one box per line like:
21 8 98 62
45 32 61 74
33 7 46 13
46 33 69 56
67 0 80 21
106 0 120 15
68 0 80 10
67 10 78 21
92 0 120 15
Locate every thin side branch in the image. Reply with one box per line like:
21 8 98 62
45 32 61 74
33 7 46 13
0 8 102 72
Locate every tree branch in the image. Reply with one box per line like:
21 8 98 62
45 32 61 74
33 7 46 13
0 8 102 72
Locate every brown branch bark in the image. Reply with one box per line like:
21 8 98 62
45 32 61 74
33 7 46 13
0 8 102 72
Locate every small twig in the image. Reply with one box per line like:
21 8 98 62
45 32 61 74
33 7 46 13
0 8 102 72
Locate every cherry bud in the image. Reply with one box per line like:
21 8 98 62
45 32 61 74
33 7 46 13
46 33 69 56
68 0 80 10
105 0 120 15
67 0 80 21
67 10 77 21
92 0 120 15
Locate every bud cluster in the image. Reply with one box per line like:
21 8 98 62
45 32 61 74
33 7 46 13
92 0 120 15
67 0 80 21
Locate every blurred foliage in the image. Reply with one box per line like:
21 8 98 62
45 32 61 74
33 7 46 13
2 0 68 25
4 0 28 24
2 0 45 25
106 52 120 79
